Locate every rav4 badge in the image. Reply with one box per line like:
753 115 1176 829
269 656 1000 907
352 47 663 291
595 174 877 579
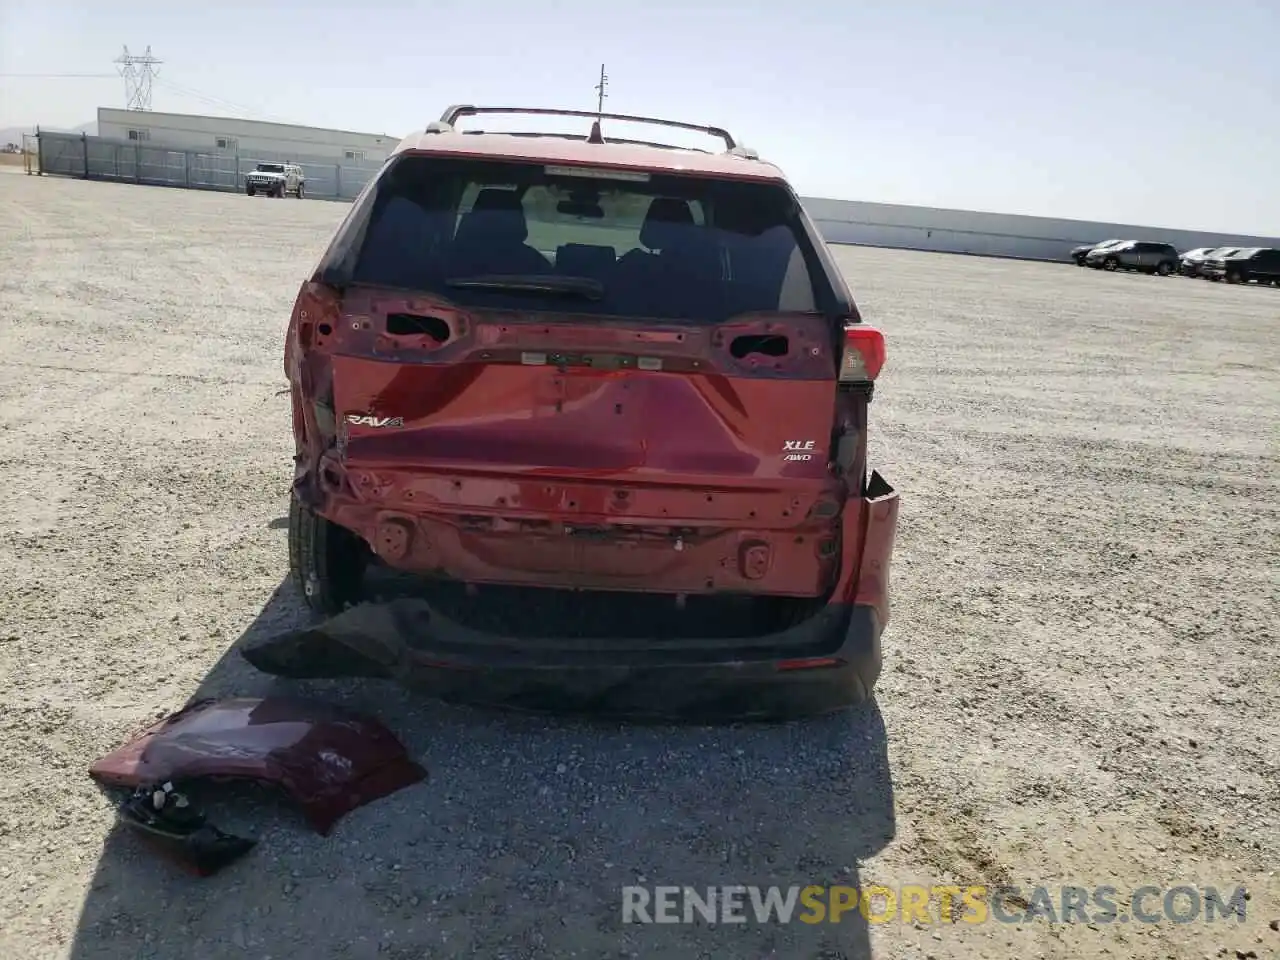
345 414 404 428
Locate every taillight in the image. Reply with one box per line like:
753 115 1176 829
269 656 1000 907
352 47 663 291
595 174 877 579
839 324 886 382
294 281 342 352
286 281 342 377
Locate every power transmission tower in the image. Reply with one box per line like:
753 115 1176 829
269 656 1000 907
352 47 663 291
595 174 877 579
594 64 609 119
114 46 162 111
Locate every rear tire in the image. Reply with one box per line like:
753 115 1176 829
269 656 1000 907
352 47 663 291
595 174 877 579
288 493 369 616
296 181 305 199
1103 257 1119 271
1156 261 1172 276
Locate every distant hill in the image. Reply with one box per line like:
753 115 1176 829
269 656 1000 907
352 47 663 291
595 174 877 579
0 121 96 147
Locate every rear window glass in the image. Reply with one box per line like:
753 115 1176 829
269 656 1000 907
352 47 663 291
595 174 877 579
342 156 831 322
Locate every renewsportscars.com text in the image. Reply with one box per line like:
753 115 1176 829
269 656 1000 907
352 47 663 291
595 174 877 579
621 884 1248 925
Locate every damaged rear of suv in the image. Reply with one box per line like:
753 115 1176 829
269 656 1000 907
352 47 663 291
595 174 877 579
273 106 899 717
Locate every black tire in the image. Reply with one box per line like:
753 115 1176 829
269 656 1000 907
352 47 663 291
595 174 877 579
246 185 255 197
288 493 368 616
1227 271 1243 284
1104 257 1119 271
1156 261 1172 276
296 181 305 199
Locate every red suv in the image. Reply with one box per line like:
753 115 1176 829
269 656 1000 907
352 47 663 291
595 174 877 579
280 106 899 715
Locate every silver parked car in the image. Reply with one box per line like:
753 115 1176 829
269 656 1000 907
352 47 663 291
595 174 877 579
1084 240 1180 275
1179 246 1238 277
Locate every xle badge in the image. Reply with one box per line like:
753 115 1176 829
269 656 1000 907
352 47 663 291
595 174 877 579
345 414 404 428
783 440 816 462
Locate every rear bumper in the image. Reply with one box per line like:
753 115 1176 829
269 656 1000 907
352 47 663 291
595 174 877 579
243 598 885 719
306 460 862 598
267 474 899 717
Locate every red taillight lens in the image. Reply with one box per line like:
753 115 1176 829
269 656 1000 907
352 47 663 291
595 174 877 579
840 324 886 382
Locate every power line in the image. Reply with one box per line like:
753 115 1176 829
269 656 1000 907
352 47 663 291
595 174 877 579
0 73 117 78
151 77 292 124
115 46 162 111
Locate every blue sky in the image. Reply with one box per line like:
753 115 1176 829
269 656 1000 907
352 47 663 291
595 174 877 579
2 0 1277 234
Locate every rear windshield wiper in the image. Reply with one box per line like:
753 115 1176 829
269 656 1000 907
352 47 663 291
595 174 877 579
444 274 604 301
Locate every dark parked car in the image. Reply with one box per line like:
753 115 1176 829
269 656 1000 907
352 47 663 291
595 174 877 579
1179 246 1238 277
1201 247 1280 285
1070 238 1123 266
1084 240 1180 275
271 104 900 718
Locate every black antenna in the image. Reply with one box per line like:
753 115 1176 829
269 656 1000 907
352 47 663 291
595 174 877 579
594 64 609 119
589 64 609 144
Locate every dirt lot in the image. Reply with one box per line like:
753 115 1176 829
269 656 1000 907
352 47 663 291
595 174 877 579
1 169 1277 960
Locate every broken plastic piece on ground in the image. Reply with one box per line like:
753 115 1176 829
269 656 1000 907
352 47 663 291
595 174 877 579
89 697 426 835
118 781 256 877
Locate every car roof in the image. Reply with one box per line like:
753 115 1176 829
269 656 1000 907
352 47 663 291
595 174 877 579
392 106 786 182
392 130 787 181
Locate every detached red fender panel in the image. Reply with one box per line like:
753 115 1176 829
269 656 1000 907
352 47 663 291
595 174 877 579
89 698 426 835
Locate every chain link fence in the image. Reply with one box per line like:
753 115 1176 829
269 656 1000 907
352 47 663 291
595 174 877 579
32 130 384 202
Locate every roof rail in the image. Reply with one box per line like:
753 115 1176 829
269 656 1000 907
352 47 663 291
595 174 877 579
433 104 740 152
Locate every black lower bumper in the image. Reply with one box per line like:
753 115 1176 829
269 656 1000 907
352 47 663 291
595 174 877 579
242 599 884 721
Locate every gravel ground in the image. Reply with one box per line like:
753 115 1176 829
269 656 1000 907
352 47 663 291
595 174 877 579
1 169 1278 960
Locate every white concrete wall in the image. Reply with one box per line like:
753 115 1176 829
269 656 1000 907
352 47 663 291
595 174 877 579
802 197 1280 262
96 108 397 163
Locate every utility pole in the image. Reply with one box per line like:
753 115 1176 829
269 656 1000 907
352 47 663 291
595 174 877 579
594 64 609 119
115 46 162 111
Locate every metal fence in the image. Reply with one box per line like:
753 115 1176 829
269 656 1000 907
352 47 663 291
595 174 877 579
33 130 384 202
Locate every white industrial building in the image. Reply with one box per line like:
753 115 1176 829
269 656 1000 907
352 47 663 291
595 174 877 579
804 197 1280 262
96 107 398 164
53 108 1279 257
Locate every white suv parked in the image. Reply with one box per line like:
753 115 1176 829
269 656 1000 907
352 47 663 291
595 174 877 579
245 162 305 198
